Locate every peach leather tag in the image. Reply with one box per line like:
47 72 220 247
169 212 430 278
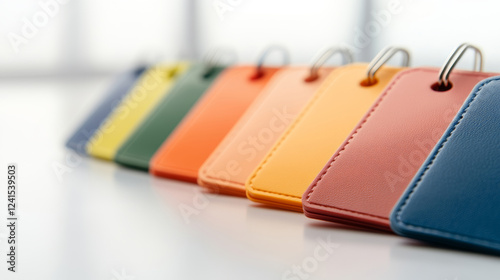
198 66 335 196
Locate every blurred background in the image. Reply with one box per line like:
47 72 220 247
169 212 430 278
2 1 500 279
1 0 498 79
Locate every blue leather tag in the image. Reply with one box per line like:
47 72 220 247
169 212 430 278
65 66 146 154
391 76 500 254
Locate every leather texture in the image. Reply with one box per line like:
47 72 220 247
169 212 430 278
150 66 280 183
303 68 496 231
198 67 334 196
65 66 146 154
390 76 500 254
86 63 189 160
114 63 224 170
246 64 404 212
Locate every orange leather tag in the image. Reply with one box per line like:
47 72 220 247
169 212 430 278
198 67 334 196
303 68 496 231
150 66 280 183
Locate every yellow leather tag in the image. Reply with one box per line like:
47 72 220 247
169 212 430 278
86 63 189 160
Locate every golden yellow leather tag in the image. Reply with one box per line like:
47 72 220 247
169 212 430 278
245 63 405 211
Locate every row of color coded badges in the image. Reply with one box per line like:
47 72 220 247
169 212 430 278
67 43 500 255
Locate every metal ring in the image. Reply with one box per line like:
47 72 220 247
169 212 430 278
202 48 237 76
254 45 290 76
437 43 483 87
308 47 354 80
366 47 410 85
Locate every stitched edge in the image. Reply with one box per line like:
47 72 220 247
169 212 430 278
393 77 500 248
247 65 370 200
304 69 494 223
246 190 304 211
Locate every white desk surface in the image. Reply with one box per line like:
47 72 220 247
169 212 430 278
0 76 499 280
